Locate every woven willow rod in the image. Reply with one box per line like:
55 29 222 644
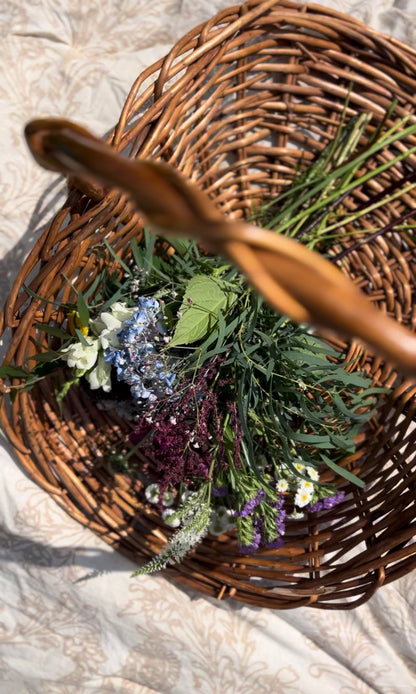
25 117 416 375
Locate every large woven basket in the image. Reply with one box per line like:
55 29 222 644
2 0 416 609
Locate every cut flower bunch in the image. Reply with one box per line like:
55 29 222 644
60 235 371 571
44 233 374 572
4 107 414 575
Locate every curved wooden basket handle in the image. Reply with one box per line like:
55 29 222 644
25 118 416 375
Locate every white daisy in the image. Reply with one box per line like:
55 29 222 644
298 480 314 492
294 462 305 473
294 487 313 508
276 479 289 493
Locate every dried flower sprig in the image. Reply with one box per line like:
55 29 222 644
131 487 212 575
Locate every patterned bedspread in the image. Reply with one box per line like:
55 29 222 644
1 2 416 692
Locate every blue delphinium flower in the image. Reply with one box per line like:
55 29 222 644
104 297 176 404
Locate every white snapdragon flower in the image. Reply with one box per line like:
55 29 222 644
86 351 112 392
61 338 99 371
91 302 136 350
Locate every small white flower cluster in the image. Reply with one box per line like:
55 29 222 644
208 506 236 536
275 462 320 512
145 483 181 528
61 302 136 392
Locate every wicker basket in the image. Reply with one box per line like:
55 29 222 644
2 0 416 609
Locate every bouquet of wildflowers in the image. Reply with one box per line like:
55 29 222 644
5 108 415 575
48 223 375 573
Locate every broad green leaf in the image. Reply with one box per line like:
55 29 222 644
0 365 30 379
170 275 237 346
290 431 334 448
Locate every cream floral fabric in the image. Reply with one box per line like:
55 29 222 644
1 1 416 692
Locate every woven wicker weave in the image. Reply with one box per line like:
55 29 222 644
2 0 416 609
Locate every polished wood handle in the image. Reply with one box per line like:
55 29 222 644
25 118 416 375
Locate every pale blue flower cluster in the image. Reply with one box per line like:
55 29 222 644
104 297 176 403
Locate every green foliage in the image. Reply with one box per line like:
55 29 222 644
170 275 238 346
55 370 84 412
254 108 416 250
228 305 378 485
0 365 31 379
34 323 71 339
76 291 90 328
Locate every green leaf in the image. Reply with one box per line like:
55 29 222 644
320 454 365 488
103 239 132 276
291 431 335 448
28 351 62 364
75 328 90 346
130 238 144 268
35 323 70 339
0 365 30 379
162 235 193 256
22 360 62 391
23 284 61 308
76 291 90 328
83 271 107 302
170 275 237 346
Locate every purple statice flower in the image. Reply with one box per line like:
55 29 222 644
256 493 286 549
105 297 176 404
234 489 266 518
212 486 228 497
306 491 345 513
238 518 262 554
272 493 286 536
265 537 285 550
234 491 287 553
